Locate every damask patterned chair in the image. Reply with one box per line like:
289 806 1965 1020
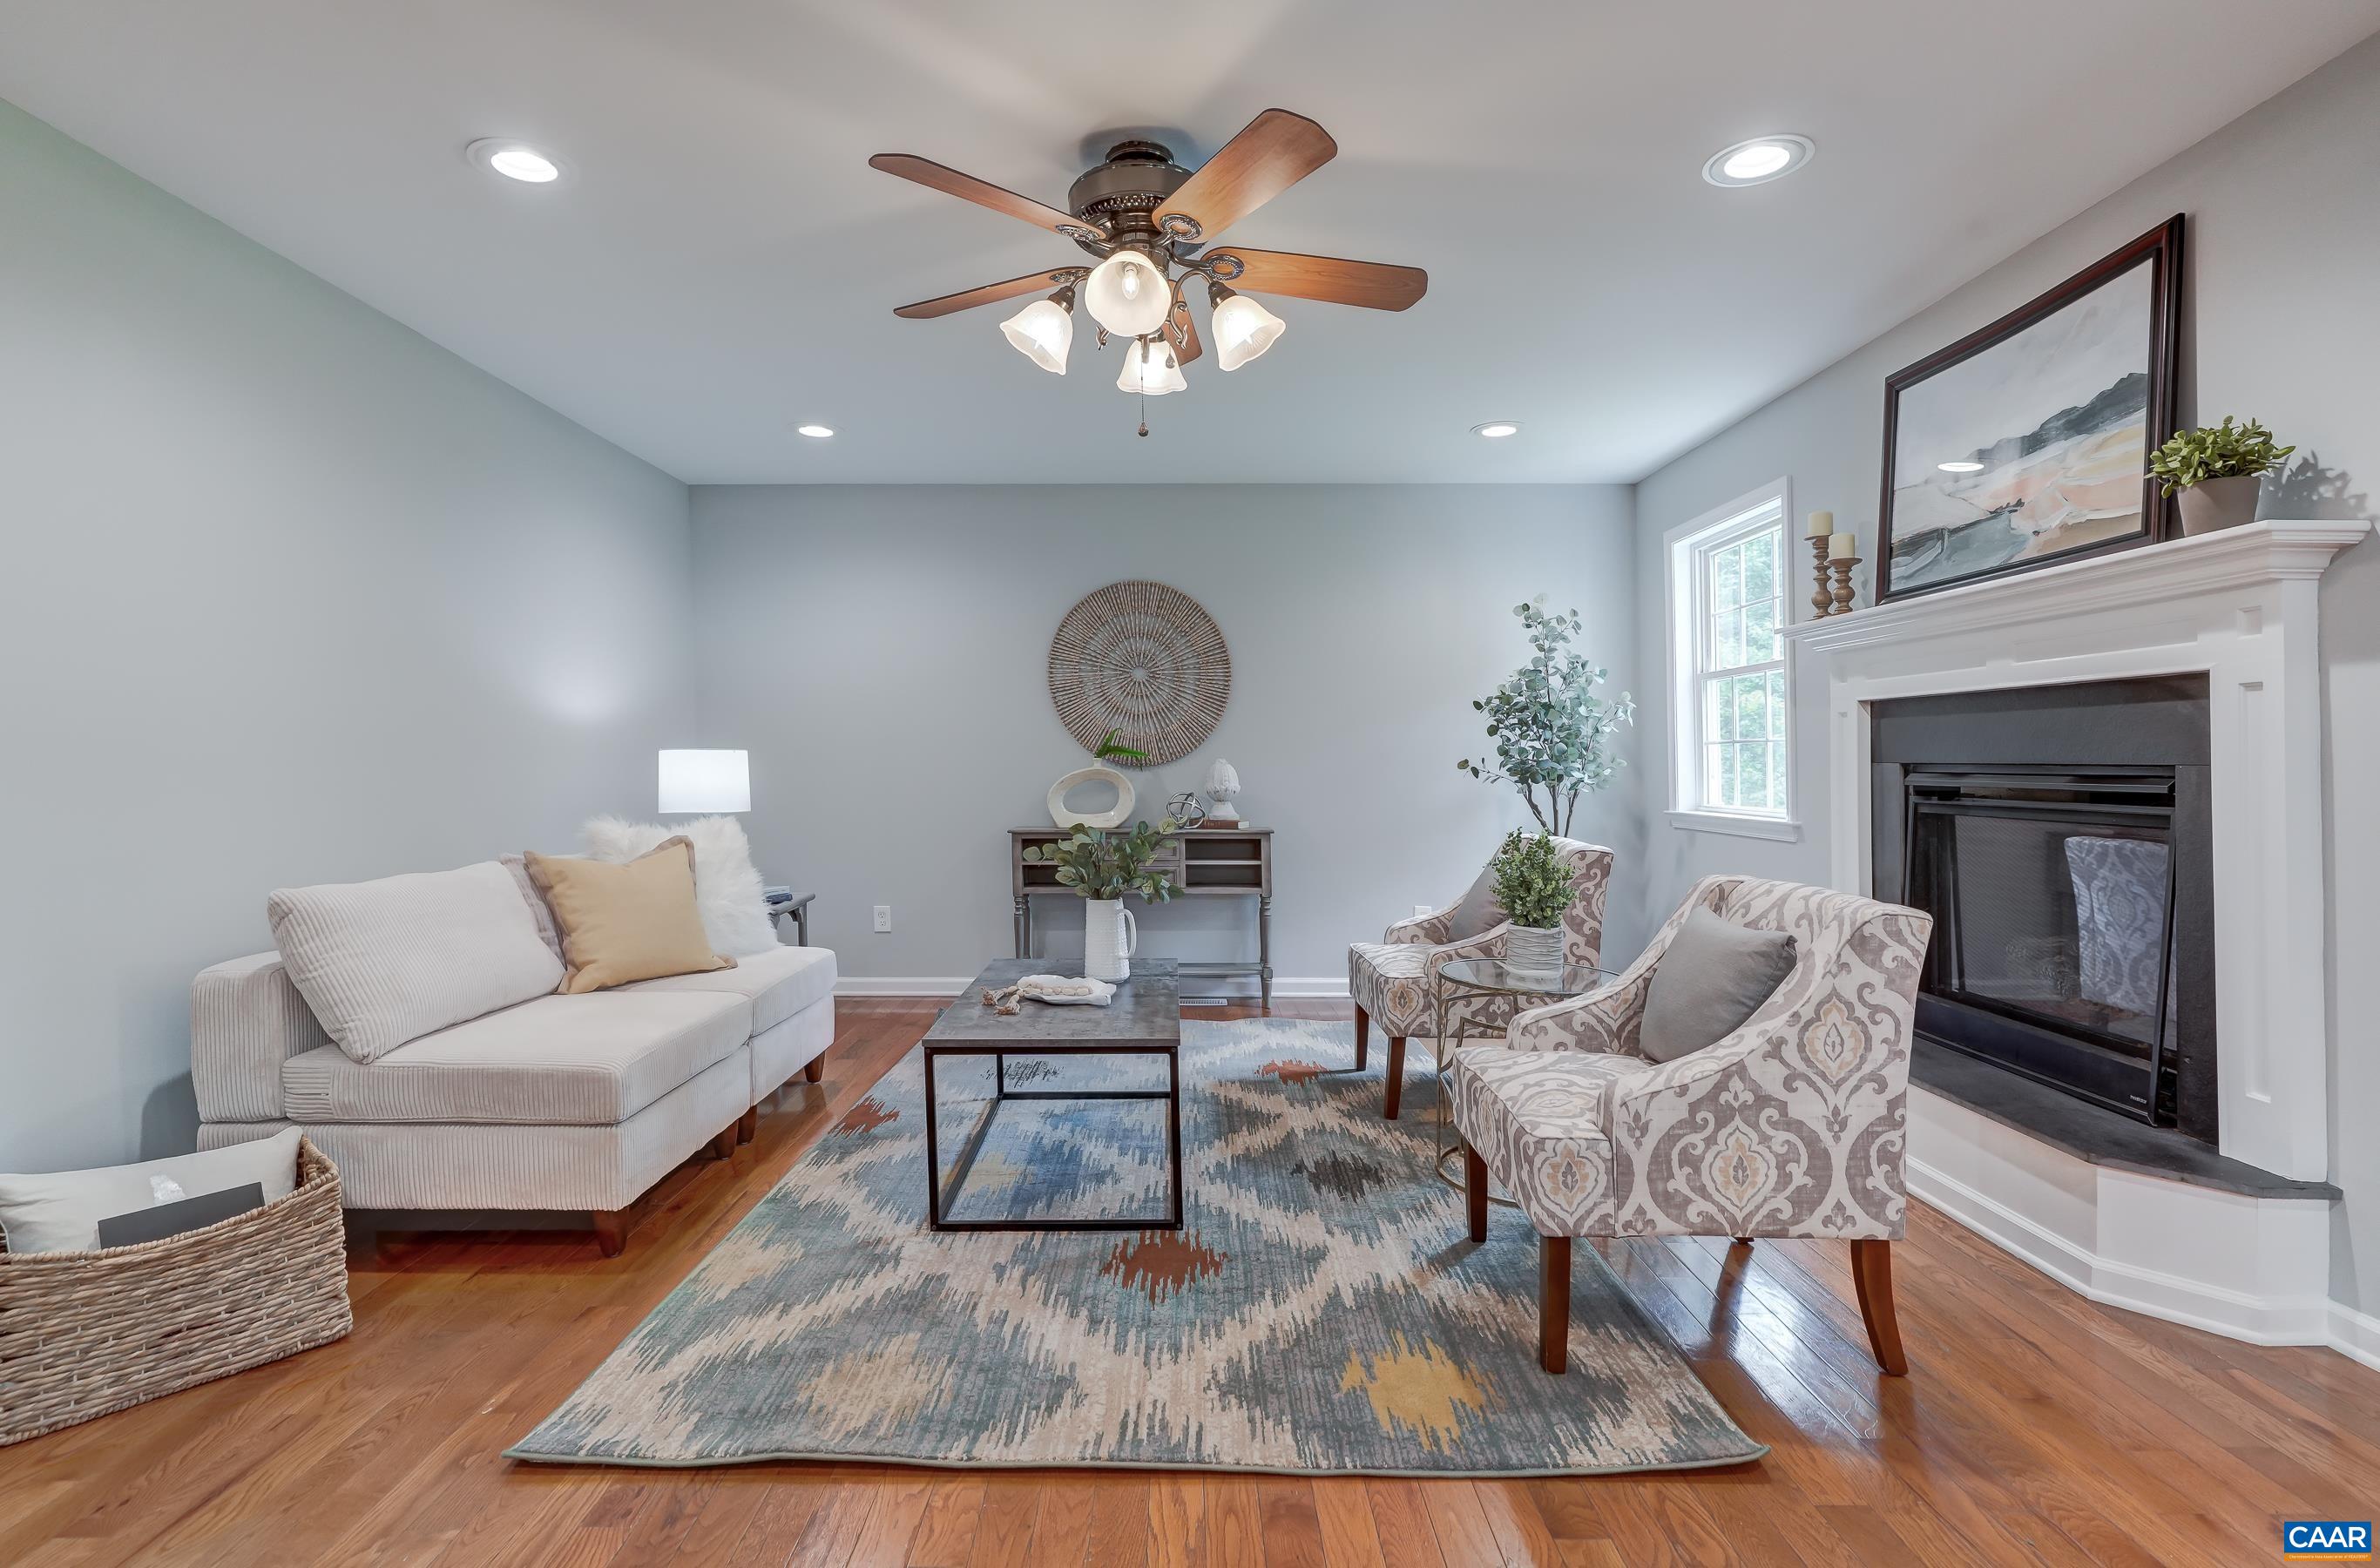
1346 838 1613 1121
1447 875 1932 1375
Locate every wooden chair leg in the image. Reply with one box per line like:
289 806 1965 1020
1851 1239 1909 1375
737 1107 758 1145
1464 1142 1488 1243
804 1052 827 1085
1383 1037 1407 1119
592 1209 629 1258
1539 1236 1572 1374
1354 1005 1370 1071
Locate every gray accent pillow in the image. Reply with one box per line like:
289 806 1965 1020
1441 864 1506 942
1640 908 1797 1063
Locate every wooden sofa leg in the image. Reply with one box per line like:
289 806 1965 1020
1354 1005 1369 1071
1540 1236 1572 1374
737 1107 758 1145
805 1052 827 1085
710 1125 738 1160
592 1209 630 1258
1464 1142 1488 1243
1383 1037 1407 1119
1851 1239 1909 1375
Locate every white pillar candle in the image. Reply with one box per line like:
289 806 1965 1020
1829 532 1857 561
1806 510 1835 538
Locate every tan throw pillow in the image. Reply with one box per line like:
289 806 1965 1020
523 837 735 994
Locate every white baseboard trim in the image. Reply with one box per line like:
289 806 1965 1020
834 976 1352 999
2329 1301 2380 1373
1908 1155 2342 1349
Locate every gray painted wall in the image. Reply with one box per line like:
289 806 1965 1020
690 485 1643 989
1630 38 2380 1311
0 100 694 1173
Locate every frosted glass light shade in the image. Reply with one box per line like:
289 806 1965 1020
1211 292 1285 371
1084 250 1173 337
658 749 750 814
999 297 1072 374
1116 336 1187 395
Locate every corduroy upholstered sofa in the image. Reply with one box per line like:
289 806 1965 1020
189 866 833 1256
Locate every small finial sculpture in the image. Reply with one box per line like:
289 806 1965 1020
1203 758 1243 824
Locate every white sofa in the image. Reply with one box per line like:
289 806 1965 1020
192 923 835 1256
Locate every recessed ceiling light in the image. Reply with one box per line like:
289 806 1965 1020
465 138 563 185
1472 421 1521 439
1937 460 1985 473
1702 134 1815 187
795 424 835 439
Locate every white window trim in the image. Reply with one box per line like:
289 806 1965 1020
1665 477 1802 841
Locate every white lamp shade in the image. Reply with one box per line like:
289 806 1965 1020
658 749 750 814
999 298 1072 374
1115 335 1187 395
1083 250 1173 337
1211 292 1286 371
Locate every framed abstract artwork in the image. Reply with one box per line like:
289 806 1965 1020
1876 214 2184 603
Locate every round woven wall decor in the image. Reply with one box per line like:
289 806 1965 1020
1048 581 1230 768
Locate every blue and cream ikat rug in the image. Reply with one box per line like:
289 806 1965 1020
508 1017 1765 1475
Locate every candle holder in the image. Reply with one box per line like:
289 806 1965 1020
1825 556 1861 616
1809 535 1833 619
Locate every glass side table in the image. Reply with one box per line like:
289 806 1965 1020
1430 956 1613 1205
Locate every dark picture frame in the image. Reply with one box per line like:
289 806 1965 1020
1876 214 2184 604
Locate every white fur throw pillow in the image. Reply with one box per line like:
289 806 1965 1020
581 814 779 956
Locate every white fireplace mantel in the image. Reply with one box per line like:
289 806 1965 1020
1784 517 2367 1180
1782 519 2370 1352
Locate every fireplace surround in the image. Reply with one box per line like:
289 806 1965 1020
1783 518 2367 1350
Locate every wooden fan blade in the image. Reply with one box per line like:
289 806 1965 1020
869 153 1099 240
1164 284 1203 365
1153 109 1335 244
1203 247 1427 311
893 267 1085 320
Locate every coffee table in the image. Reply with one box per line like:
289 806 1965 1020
920 959 1183 1233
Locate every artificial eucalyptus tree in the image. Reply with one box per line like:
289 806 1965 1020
1457 600 1633 836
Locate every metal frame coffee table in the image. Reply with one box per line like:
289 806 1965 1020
921 959 1183 1233
1431 956 1613 1206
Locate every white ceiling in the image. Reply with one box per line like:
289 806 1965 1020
5 2 2374 484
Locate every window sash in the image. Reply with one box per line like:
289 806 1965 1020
1688 512 1788 818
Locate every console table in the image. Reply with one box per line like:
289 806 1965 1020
1008 827 1274 1006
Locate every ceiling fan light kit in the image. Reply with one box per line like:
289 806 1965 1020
870 109 1424 429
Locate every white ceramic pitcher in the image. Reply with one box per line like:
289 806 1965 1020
1084 898 1138 983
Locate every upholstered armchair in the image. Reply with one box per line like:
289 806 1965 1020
1447 875 1932 1375
1346 837 1613 1121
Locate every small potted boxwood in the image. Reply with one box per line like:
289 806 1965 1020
2148 416 2295 537
1490 829 1571 975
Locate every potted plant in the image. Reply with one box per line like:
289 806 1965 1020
1020 818 1180 981
1458 601 1633 835
2148 416 2295 537
1489 830 1572 974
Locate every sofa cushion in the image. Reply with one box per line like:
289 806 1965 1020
1640 907 1797 1063
269 861 565 1063
524 838 734 994
280 990 752 1126
619 944 835 1034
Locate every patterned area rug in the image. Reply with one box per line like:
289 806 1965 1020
508 1018 1764 1475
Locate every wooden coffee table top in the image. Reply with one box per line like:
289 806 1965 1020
924 960 1180 1052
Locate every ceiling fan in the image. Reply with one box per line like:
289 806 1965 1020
869 109 1426 429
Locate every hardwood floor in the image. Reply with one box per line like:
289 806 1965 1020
9 997 2379 1565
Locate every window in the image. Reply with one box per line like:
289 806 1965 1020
1666 480 1799 839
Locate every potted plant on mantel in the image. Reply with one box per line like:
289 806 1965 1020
2148 416 2295 537
1490 829 1572 975
1458 600 1634 835
1020 820 1180 982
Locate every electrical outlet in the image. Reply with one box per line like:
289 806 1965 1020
1413 903 1433 918
872 905 892 933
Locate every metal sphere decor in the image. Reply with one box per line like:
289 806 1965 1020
1165 791 1207 828
1048 581 1230 767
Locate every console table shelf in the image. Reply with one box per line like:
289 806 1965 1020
1008 827 1274 1006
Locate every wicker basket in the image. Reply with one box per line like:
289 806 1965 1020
0 1138 353 1447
